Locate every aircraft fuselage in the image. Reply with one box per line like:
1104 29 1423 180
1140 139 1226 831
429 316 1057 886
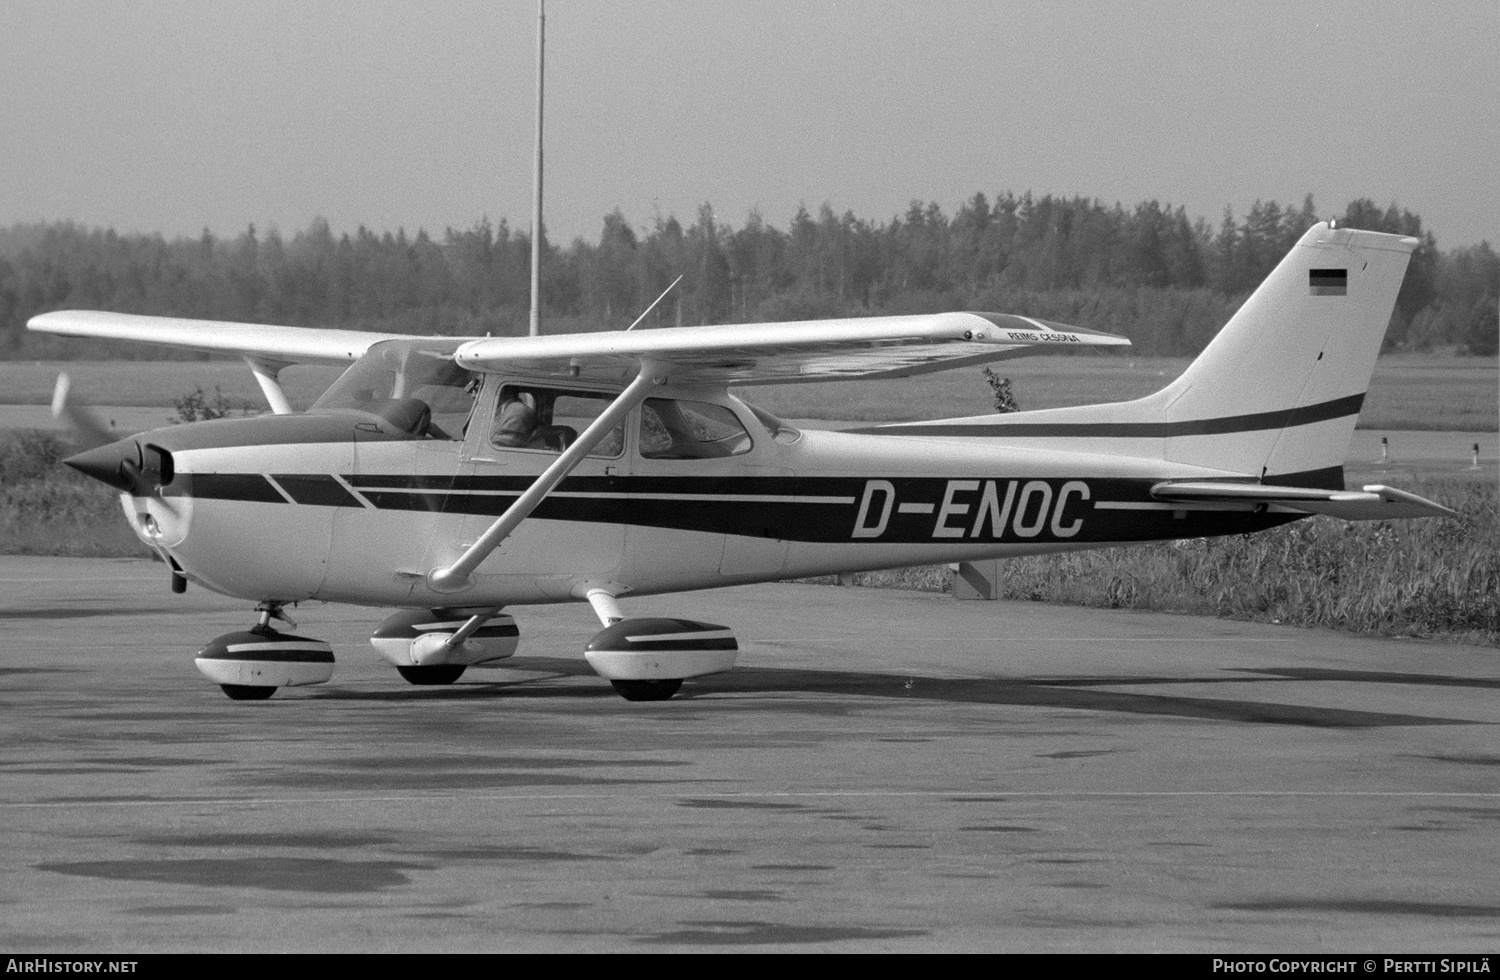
95 378 1294 609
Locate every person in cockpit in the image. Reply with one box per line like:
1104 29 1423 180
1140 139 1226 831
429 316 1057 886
495 390 540 448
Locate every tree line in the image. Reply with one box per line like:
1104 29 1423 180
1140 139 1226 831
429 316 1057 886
2 193 1494 360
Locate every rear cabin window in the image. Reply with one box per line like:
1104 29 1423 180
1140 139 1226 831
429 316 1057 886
639 399 753 459
492 386 623 457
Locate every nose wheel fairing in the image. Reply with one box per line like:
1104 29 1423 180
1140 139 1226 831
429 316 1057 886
195 626 335 699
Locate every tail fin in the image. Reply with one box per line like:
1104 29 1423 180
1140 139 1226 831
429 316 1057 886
872 222 1415 487
1156 222 1416 485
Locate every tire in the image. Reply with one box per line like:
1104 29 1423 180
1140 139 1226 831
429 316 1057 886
610 679 683 702
221 684 276 701
396 665 467 685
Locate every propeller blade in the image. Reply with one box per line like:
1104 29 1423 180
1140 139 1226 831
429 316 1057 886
51 373 115 450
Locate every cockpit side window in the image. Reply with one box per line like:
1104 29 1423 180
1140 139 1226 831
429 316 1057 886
310 340 477 439
639 398 753 459
492 385 624 457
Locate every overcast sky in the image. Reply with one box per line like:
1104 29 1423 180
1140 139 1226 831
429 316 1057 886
1 0 1495 248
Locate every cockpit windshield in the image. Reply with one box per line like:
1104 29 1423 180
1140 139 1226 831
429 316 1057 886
310 339 478 439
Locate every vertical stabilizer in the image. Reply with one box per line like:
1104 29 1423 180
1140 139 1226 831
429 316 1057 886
1157 222 1415 485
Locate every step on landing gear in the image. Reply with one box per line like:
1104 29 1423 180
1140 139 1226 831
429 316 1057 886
195 603 334 701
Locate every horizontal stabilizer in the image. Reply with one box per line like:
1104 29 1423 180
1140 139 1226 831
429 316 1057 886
1150 481 1458 521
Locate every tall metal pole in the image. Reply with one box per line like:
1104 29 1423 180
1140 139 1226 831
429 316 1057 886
528 0 545 337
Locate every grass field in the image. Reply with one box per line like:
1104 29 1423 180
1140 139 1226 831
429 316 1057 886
1 351 1492 430
0 360 343 413
803 474 1497 647
1355 356 1500 431
0 429 143 558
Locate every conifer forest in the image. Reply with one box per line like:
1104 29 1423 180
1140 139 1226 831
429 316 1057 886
2 193 1494 360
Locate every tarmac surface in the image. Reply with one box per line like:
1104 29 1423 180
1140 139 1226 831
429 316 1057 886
2 556 1499 953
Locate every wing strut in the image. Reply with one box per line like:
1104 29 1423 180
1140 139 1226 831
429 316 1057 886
243 356 294 415
426 360 669 593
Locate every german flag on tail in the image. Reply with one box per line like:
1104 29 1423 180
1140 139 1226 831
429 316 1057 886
1309 268 1348 296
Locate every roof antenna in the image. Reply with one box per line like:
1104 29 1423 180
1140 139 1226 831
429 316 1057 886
528 0 545 337
625 275 684 332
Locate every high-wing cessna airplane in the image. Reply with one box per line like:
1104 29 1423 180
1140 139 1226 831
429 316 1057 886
30 222 1454 702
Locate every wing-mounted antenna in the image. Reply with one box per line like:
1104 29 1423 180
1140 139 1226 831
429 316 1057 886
563 276 683 373
625 275 684 332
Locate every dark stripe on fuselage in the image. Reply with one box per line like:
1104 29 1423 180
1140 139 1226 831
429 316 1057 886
183 472 1310 545
272 474 365 508
853 393 1366 439
191 473 287 504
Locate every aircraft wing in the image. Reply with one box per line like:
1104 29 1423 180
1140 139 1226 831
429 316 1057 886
1151 481 1458 520
452 312 1129 385
27 310 418 365
29 308 1129 383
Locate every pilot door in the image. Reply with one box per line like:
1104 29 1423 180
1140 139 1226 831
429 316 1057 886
437 378 628 584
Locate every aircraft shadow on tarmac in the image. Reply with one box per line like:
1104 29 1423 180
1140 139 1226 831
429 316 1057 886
313 656 1478 729
0 604 189 620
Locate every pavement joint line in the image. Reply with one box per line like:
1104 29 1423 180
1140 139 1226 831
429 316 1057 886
7 789 1500 810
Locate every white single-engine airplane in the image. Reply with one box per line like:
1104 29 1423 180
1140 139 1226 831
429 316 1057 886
30 222 1454 702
